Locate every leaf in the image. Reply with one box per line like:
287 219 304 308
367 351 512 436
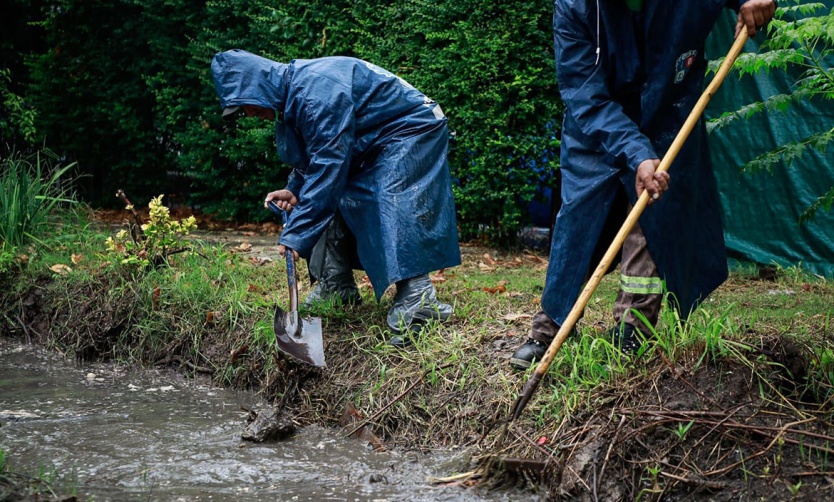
236 242 253 252
71 253 83 264
431 269 447 283
504 313 532 322
247 283 259 293
483 253 497 266
478 262 495 272
483 281 507 294
536 436 548 446
50 264 72 275
249 256 272 267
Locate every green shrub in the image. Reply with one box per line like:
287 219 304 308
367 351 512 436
105 194 197 268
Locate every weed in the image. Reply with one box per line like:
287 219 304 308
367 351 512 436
787 480 802 497
673 420 695 442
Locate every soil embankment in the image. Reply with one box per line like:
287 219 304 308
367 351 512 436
3 225 834 500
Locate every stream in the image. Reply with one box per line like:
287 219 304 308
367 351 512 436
0 340 537 501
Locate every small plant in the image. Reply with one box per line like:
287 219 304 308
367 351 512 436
788 480 803 496
106 192 197 268
673 420 695 442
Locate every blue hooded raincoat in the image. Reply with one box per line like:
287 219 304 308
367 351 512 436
543 0 747 323
211 50 461 300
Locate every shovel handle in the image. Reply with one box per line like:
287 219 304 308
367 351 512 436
266 201 299 311
510 29 750 422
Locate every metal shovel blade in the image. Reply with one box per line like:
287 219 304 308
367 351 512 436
273 305 325 368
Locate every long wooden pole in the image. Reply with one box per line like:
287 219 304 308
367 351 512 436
509 30 750 422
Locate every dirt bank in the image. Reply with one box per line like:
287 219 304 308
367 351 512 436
2 231 834 500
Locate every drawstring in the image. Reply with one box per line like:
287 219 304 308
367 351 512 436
595 0 600 65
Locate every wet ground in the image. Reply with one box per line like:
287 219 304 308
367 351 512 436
0 340 535 501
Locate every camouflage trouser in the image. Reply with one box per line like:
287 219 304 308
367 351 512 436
612 219 662 334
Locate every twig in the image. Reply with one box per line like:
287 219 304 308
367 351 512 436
705 418 813 476
598 414 627 484
659 471 726 491
116 189 145 243
344 363 452 438
14 314 34 344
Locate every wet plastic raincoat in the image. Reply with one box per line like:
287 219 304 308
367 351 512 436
543 0 748 323
211 50 461 299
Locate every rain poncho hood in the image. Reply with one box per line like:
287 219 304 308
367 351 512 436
542 0 751 322
211 50 461 299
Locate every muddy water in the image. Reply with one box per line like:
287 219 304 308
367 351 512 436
0 341 533 501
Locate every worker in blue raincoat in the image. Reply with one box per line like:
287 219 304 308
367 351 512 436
211 50 462 347
510 0 776 369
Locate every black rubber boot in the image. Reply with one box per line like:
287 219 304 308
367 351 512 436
609 323 643 355
509 338 550 370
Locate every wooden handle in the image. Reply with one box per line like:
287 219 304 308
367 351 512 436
511 30 749 421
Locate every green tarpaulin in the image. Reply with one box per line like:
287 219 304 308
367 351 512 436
705 4 834 277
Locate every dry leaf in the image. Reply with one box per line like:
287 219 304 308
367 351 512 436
236 242 253 252
431 269 447 283
483 253 496 266
71 253 83 264
358 275 373 290
478 262 494 272
483 281 507 294
50 264 72 275
249 256 273 267
247 283 259 293
152 286 161 308
242 231 257 237
503 313 532 322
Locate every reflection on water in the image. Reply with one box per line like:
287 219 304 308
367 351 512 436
0 341 533 501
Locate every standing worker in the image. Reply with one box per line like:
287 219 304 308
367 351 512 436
510 0 777 369
211 50 461 347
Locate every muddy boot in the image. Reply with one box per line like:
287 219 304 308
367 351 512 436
387 275 452 348
303 275 362 307
608 323 643 355
509 311 573 370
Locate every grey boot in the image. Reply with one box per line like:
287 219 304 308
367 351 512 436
387 275 452 347
304 214 362 307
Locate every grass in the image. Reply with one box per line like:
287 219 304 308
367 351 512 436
2 201 834 499
0 150 76 249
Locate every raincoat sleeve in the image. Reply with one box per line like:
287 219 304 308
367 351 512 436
277 94 354 259
553 4 657 171
285 169 303 198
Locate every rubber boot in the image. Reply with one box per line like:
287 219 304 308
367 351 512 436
387 275 452 347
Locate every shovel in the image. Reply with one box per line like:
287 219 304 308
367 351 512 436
508 30 750 423
267 201 326 368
